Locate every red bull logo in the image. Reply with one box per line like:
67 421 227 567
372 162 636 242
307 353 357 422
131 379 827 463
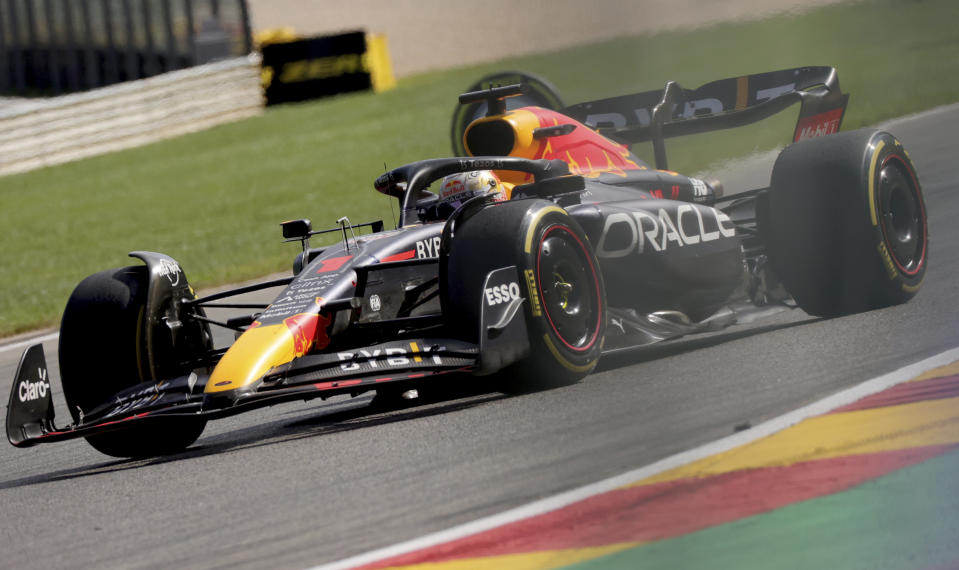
440 178 466 199
527 107 645 178
284 311 332 357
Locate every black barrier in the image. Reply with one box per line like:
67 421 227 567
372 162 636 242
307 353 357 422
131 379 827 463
261 31 374 106
0 0 252 96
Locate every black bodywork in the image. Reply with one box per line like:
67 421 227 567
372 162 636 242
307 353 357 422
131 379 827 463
11 65 921 454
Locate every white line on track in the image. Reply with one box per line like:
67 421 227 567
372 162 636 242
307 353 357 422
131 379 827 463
313 345 959 570
0 331 59 355
879 101 959 130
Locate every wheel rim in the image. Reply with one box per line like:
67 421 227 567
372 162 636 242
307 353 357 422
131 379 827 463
537 226 601 350
877 156 926 275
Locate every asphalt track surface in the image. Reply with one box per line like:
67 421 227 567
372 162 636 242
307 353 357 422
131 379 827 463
2 105 957 569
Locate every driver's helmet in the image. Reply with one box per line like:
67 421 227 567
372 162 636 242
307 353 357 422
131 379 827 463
417 170 506 222
439 170 505 204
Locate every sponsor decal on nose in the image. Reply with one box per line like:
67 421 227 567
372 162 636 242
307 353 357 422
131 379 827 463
317 255 353 273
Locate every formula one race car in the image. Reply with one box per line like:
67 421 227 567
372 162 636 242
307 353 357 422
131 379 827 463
8 66 927 458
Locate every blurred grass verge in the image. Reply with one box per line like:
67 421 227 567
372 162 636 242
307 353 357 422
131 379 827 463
1 0 956 337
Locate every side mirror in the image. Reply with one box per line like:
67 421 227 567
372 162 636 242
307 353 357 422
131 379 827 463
281 219 312 254
281 218 312 240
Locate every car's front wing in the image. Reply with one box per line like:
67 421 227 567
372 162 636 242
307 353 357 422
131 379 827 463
7 264 531 449
6 339 479 448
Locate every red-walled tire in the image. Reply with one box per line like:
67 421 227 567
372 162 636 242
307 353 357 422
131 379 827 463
444 200 605 390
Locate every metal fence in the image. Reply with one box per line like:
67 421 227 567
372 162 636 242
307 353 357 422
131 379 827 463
0 0 252 95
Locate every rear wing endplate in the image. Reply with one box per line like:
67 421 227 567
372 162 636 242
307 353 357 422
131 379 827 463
562 66 849 169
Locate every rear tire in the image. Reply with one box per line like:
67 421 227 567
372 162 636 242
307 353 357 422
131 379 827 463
765 129 927 317
59 266 206 458
444 200 605 390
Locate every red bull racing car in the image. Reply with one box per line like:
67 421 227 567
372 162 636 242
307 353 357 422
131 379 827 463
7 66 927 457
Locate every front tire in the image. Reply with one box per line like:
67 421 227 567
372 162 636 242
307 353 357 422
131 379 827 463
59 266 206 458
444 200 605 390
765 129 927 317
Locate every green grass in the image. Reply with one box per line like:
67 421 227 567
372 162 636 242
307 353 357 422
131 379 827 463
1 0 957 337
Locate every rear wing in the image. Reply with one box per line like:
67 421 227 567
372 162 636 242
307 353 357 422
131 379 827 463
562 66 849 170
